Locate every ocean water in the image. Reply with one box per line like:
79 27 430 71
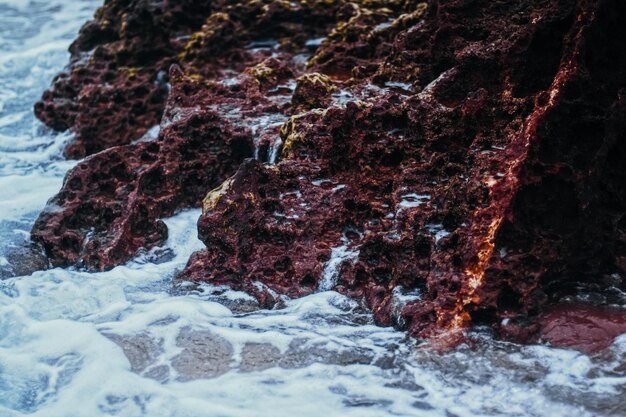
0 1 625 416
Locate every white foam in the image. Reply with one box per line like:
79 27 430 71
268 135 283 164
304 37 326 47
425 223 450 244
397 193 431 209
318 240 360 292
135 125 161 142
385 81 412 91
374 22 393 31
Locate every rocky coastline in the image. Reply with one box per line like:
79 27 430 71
31 0 626 350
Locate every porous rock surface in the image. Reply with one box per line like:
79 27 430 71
33 0 626 343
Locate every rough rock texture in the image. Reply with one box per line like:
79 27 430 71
34 0 626 343
34 0 381 158
32 0 363 269
32 73 254 269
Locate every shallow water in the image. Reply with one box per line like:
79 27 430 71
0 1 625 416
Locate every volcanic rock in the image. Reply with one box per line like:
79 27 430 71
179 0 626 340
33 0 626 343
31 0 364 269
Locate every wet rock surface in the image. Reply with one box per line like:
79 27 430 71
171 327 234 380
106 332 164 374
32 74 254 270
103 316 400 381
31 0 364 270
539 303 626 354
0 218 49 279
33 0 626 345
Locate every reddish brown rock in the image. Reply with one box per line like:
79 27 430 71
32 73 254 269
539 304 626 354
33 0 626 346
34 0 211 158
291 73 336 112
180 0 626 342
34 0 364 158
32 0 373 268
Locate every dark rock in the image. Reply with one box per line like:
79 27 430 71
291 73 336 112
32 0 367 270
271 337 376 369
32 74 254 270
538 303 626 354
0 218 49 279
33 0 626 345
179 0 626 342
34 0 362 158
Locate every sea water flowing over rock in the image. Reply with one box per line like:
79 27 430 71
1 1 626 416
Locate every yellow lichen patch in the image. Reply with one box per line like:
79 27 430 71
308 1 404 69
203 178 234 213
279 108 328 157
245 61 276 84
279 116 304 157
375 60 421 84
185 73 205 83
100 19 112 30
291 73 337 111
178 32 204 62
392 2 428 29
120 12 129 37
120 66 141 80
179 12 233 62
281 132 305 156
296 72 336 92
261 0 299 14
